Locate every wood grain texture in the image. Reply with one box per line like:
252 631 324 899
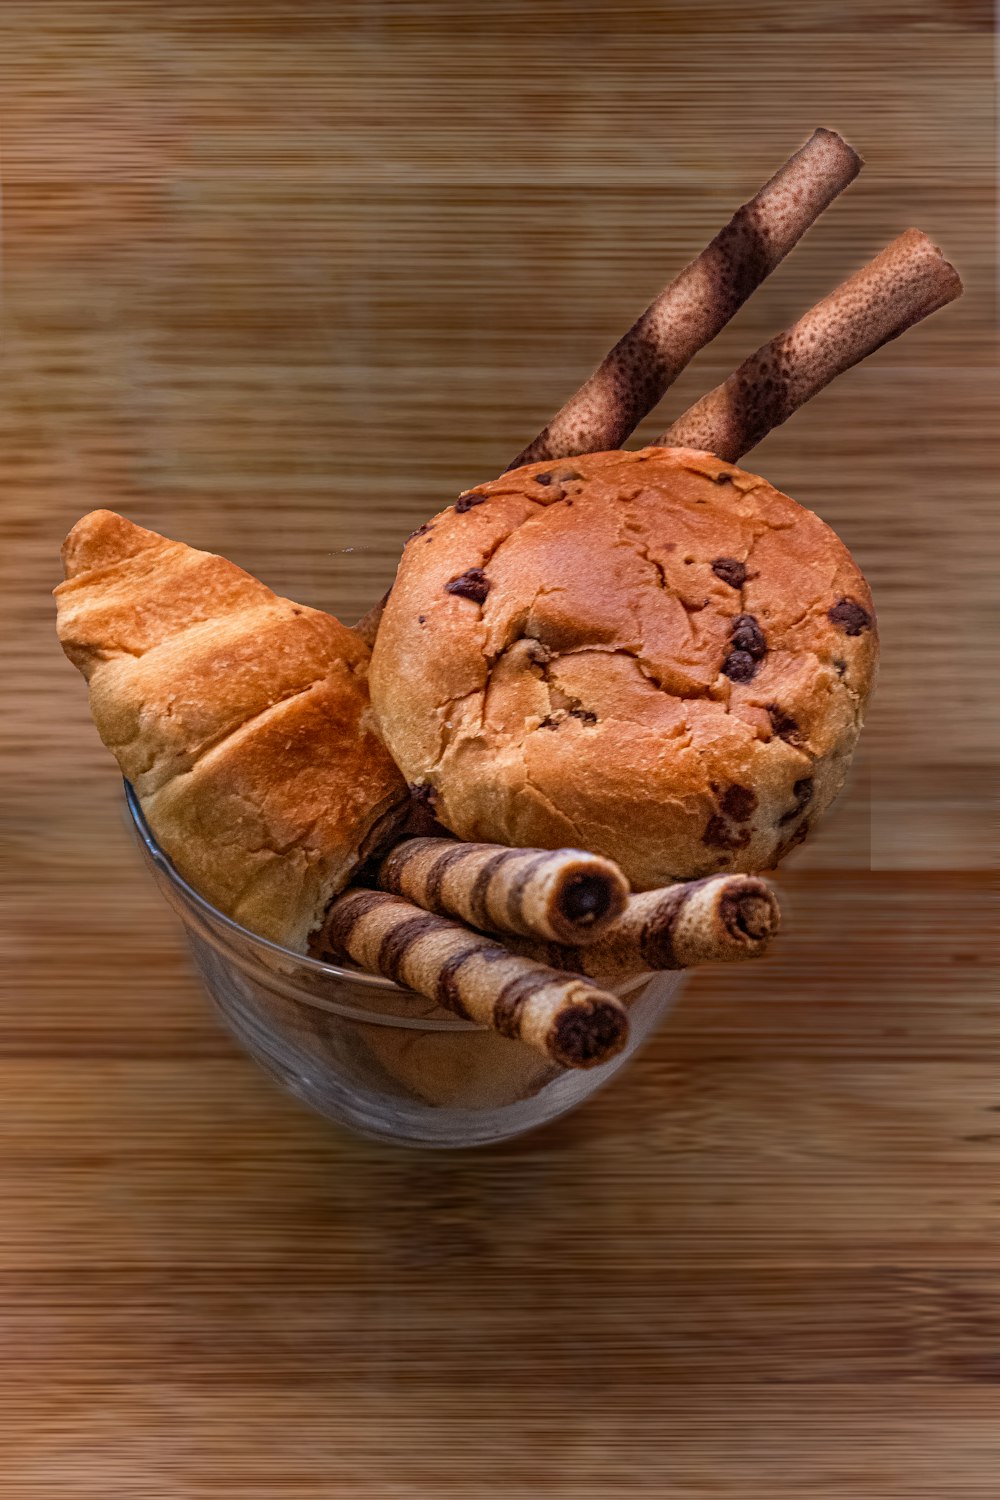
0 3 997 1494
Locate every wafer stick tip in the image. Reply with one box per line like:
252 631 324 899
810 125 863 168
899 226 964 294
718 878 781 949
548 997 629 1069
509 873 782 982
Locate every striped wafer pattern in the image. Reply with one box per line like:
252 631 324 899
378 837 629 945
510 875 780 982
318 888 629 1070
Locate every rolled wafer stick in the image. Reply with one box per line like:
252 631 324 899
508 875 780 982
352 130 859 649
317 887 629 1069
658 228 962 461
508 127 862 469
378 837 629 945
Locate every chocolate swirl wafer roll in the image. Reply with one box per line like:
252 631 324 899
509 127 861 468
378 837 629 945
317 888 629 1069
659 228 962 461
510 875 780 982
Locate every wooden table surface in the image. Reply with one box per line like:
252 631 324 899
1 3 997 1494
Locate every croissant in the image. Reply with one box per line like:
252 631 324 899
55 510 409 950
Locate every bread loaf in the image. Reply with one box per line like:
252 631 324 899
369 447 878 888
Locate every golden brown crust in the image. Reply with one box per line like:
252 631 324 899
56 511 409 949
369 448 878 887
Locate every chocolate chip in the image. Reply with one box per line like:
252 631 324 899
833 658 848 677
731 613 767 659
537 715 561 730
723 612 767 682
417 614 426 624
711 557 748 589
779 776 814 825
445 568 490 604
530 468 578 504
454 492 487 514
766 703 802 744
569 707 598 724
408 522 433 540
702 814 752 850
828 597 872 636
721 784 758 822
722 650 757 683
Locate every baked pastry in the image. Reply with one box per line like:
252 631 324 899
369 447 878 888
56 510 409 949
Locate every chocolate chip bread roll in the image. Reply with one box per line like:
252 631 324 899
509 875 780 982
369 448 878 888
317 888 629 1069
378 837 629 944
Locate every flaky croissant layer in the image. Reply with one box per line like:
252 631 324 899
56 510 409 950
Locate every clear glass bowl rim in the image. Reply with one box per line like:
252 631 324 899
123 780 496 1031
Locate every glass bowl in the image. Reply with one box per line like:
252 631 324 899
125 783 683 1148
